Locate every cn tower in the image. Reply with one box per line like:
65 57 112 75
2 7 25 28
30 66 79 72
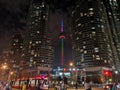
59 20 66 66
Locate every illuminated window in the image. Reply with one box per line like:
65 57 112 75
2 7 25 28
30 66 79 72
41 4 44 7
83 41 86 44
76 37 79 40
94 48 99 52
31 50 34 55
36 41 38 44
89 8 94 11
101 25 104 28
15 39 18 42
96 57 100 60
37 31 40 34
34 54 37 57
36 7 39 9
91 27 95 29
30 57 33 61
96 55 100 60
30 41 32 44
108 12 111 15
43 15 46 19
90 21 94 23
89 12 94 15
13 43 16 46
92 32 96 36
78 23 81 26
20 46 23 48
32 21 35 24
98 25 101 27
77 5 79 7
36 11 39 16
108 61 111 63
80 12 83 17
32 43 35 46
39 41 41 43
80 49 83 52
35 19 38 22
83 46 86 49
84 13 87 16
42 60 44 62
84 50 87 54
79 32 82 35
104 60 107 63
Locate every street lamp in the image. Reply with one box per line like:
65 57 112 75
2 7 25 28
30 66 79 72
1 63 8 81
1 63 13 81
115 71 118 82
8 71 14 81
69 62 73 67
69 62 78 84
2 64 7 69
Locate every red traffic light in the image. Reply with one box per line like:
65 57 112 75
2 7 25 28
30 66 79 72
63 68 67 72
104 70 111 77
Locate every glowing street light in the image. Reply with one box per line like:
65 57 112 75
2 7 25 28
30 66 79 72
2 64 7 69
8 71 14 81
69 62 73 67
69 61 78 86
3 65 7 69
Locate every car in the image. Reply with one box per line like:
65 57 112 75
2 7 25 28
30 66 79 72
103 84 113 90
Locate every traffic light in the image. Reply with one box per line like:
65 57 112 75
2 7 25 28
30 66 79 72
63 68 67 72
104 70 111 77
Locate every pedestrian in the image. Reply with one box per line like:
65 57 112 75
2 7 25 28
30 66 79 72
60 81 64 90
75 82 78 89
111 82 116 90
116 83 120 90
85 82 92 90
5 82 12 90
22 82 27 90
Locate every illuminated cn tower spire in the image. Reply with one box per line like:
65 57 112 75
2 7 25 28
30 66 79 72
59 19 66 66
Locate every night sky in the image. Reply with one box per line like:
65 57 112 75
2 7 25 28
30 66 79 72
0 0 77 65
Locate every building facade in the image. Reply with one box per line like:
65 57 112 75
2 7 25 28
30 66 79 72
22 0 54 77
71 0 120 83
102 0 120 72
10 33 24 79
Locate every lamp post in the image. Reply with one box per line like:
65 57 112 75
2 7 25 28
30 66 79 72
69 62 78 84
8 71 14 81
2 63 13 81
2 63 8 81
115 71 118 82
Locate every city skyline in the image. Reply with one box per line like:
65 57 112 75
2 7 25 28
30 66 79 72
0 0 120 85
0 0 74 65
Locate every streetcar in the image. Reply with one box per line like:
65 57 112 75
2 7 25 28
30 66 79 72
12 75 49 89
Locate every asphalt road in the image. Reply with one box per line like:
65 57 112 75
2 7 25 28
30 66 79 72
12 87 105 90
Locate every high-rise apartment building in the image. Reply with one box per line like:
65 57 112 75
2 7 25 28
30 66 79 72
23 0 54 77
71 0 119 82
72 0 113 68
102 0 120 71
10 33 24 78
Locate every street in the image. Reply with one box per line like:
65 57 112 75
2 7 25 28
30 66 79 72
12 87 105 90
